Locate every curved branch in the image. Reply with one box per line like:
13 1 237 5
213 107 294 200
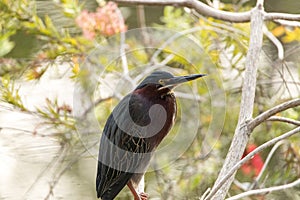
250 140 287 190
114 0 300 23
263 25 284 60
249 98 300 131
204 126 300 200
113 0 252 22
267 116 300 126
227 178 300 200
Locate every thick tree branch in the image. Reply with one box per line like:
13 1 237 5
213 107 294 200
249 98 300 131
204 2 265 199
113 0 300 23
113 0 252 22
204 126 300 200
227 178 300 200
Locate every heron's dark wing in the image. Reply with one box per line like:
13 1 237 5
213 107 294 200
96 94 153 199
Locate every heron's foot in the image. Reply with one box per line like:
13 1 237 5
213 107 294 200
134 192 148 200
139 192 148 200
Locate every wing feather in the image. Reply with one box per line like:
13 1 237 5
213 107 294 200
96 94 153 199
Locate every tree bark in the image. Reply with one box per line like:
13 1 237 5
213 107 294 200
205 1 265 200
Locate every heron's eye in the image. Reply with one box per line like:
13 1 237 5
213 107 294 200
158 79 164 85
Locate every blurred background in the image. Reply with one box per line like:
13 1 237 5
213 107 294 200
0 0 300 199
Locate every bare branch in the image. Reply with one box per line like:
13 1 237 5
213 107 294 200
204 126 300 200
81 96 113 117
175 91 205 102
150 27 203 63
44 141 98 200
0 126 36 134
114 0 300 23
150 25 238 64
249 98 300 131
137 5 146 28
113 0 252 22
250 141 287 190
206 2 265 199
267 116 300 126
263 25 284 60
274 19 300 27
205 0 213 7
120 30 129 74
265 12 300 21
116 5 129 75
227 178 300 200
200 188 212 200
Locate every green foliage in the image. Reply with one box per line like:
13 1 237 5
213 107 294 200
0 32 15 57
59 0 82 17
161 6 194 29
35 98 77 143
1 75 26 110
0 0 93 77
36 98 74 128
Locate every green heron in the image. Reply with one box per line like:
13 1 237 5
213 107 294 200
96 71 206 200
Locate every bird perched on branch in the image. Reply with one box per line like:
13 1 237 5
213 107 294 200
96 71 206 200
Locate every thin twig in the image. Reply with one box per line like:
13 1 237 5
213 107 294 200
267 116 300 126
205 0 213 7
227 178 300 200
0 126 36 134
263 25 284 60
175 91 205 102
26 144 68 198
81 96 113 117
44 141 98 200
116 4 129 75
150 27 203 63
282 61 300 95
134 6 148 192
137 5 146 27
250 140 287 190
149 25 232 64
200 188 212 200
204 126 300 200
249 98 300 131
193 13 248 37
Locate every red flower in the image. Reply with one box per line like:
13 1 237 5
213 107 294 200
241 144 264 177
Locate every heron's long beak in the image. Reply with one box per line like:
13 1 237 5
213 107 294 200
160 74 206 90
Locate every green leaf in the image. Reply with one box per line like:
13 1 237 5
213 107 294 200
0 37 15 57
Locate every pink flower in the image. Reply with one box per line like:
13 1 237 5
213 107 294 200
76 2 127 40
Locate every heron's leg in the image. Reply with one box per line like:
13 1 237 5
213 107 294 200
127 181 148 200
